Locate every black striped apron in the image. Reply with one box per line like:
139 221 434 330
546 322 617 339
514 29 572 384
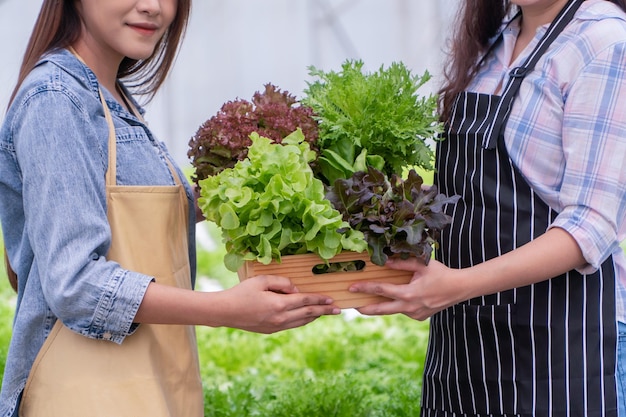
423 1 618 416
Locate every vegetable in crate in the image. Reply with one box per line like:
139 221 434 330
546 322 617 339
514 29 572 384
326 167 460 266
197 129 367 272
302 60 441 184
188 84 319 185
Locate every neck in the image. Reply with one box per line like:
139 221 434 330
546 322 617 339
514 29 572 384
70 40 131 111
70 40 123 96
518 0 571 35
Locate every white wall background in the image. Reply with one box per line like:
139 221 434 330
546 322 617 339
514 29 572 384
0 0 459 166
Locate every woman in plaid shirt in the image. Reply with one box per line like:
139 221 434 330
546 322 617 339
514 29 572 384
351 0 626 415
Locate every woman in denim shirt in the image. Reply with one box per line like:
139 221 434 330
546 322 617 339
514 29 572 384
0 1 340 416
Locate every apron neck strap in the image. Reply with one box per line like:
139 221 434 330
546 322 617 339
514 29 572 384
99 91 119 186
483 0 584 150
67 47 184 187
97 91 183 187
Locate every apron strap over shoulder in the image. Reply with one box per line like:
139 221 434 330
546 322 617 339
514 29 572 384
99 90 118 186
104 86 184 187
483 0 584 150
68 47 183 187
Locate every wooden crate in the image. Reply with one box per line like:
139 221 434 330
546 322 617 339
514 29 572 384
237 251 413 309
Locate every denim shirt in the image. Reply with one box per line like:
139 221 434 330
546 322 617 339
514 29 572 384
0 49 197 417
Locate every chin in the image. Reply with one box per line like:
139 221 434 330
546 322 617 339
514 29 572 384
123 45 159 61
125 52 156 61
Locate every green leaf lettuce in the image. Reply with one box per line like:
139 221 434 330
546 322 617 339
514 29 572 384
198 129 368 272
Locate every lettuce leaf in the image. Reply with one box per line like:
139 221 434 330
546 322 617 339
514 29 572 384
303 60 441 184
326 167 460 266
198 129 367 272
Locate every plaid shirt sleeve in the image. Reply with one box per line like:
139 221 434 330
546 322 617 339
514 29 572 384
552 37 626 273
470 6 626 275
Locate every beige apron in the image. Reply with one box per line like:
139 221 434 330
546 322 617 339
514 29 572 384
19 90 204 416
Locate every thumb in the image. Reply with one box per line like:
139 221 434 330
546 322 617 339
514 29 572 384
385 257 427 272
259 275 300 294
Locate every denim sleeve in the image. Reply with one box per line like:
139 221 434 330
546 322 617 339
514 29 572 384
12 87 153 343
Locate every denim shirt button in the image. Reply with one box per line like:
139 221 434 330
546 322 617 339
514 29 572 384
102 331 112 340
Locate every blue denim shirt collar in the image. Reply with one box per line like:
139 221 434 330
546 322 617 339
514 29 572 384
40 48 146 122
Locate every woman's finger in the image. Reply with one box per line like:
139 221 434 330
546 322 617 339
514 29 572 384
385 257 427 271
256 274 300 294
349 280 408 300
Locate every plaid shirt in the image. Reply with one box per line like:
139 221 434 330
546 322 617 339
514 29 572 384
467 0 626 320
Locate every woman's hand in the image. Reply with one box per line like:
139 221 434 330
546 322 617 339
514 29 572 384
134 275 340 333
349 258 466 321
212 275 341 333
348 228 588 321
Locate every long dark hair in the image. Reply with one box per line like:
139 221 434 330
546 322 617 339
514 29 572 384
10 0 191 105
4 0 192 291
438 0 626 122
